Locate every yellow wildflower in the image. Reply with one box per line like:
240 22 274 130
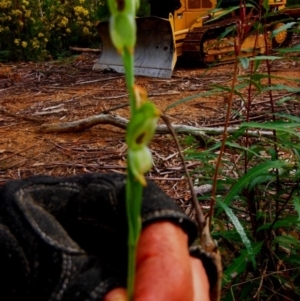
38 32 44 38
0 0 11 9
82 27 90 35
21 41 27 48
24 10 31 17
14 39 20 45
59 16 68 27
12 9 22 16
32 40 39 49
74 6 89 17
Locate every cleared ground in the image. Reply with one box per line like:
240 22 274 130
1 40 300 210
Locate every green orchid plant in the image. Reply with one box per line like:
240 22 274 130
107 0 160 299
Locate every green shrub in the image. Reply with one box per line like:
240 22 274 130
166 3 300 300
0 0 100 61
0 0 151 62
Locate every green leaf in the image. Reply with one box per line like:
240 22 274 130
271 22 296 39
272 235 300 250
258 216 300 231
275 44 300 54
276 96 294 105
225 141 264 160
240 78 262 93
212 229 241 241
293 196 300 221
239 57 249 69
217 200 256 268
284 254 300 265
274 113 300 123
263 0 269 10
219 25 236 39
249 55 282 61
253 57 261 72
210 83 245 99
262 84 300 93
247 145 265 162
204 5 254 24
248 174 273 191
222 242 263 285
185 150 217 161
222 252 248 285
218 160 291 211
240 121 300 138
246 73 269 81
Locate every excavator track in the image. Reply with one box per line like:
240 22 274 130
265 13 294 48
182 17 240 65
182 14 294 66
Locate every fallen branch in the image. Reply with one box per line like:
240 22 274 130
38 114 128 133
69 46 101 53
37 113 211 142
37 113 274 138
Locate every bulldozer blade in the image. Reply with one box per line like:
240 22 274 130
93 17 177 79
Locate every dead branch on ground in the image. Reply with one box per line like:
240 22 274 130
37 113 274 140
69 47 101 53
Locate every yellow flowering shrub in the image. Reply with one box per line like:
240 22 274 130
0 0 12 9
0 0 99 61
74 6 89 17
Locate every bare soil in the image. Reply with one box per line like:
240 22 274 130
1 40 300 208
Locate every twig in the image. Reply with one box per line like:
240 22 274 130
69 46 101 53
0 108 44 123
94 93 129 100
0 145 36 162
161 113 206 233
146 177 186 181
33 108 68 116
74 76 123 85
149 91 180 96
101 103 129 114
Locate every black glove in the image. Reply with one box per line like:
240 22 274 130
0 173 201 301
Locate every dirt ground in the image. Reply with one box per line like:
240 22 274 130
1 38 300 211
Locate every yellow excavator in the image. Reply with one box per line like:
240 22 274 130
93 0 300 78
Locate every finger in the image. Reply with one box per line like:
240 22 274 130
102 287 127 301
190 257 210 301
134 221 194 301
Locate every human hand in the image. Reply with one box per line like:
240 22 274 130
103 221 210 301
0 173 212 301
